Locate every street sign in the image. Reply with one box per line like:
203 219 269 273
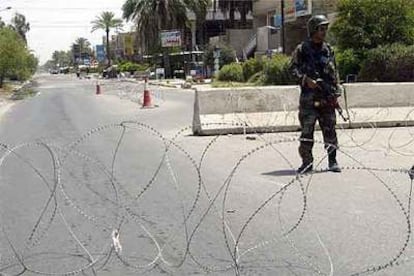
73 44 81 60
284 0 297 23
160 31 182 48
273 14 282 29
96 45 105 63
124 34 134 56
295 0 311 17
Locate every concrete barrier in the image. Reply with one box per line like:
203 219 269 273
342 82 414 108
192 83 414 135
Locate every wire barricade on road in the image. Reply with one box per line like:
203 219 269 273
0 119 413 275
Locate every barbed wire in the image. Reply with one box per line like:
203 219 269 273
0 118 413 275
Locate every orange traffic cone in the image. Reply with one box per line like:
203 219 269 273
142 77 153 108
96 81 101 95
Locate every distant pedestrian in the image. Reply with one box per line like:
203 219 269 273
76 68 81 79
289 15 342 174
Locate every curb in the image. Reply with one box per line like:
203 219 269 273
149 82 180 88
194 120 414 136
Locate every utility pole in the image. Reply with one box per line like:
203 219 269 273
281 0 285 54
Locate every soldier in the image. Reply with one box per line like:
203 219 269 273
289 15 342 174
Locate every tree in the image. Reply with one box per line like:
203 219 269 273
0 17 5 29
91 11 123 65
203 43 237 68
331 0 414 51
122 0 209 53
0 28 36 87
74 37 91 54
10 13 30 44
51 50 71 67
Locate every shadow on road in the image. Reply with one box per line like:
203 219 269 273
262 169 326 177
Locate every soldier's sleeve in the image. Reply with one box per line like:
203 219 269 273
289 44 306 85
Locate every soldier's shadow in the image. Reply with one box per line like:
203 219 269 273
262 169 327 177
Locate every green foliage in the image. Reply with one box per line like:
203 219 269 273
16 52 38 80
51 50 72 67
247 71 264 84
118 61 149 73
10 13 30 44
359 43 414 82
335 48 365 80
0 17 5 28
331 0 414 51
218 62 244 82
203 44 237 69
0 28 37 87
242 58 264 81
91 11 123 63
262 55 296 85
91 11 123 33
122 0 209 52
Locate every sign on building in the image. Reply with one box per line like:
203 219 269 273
284 0 297 23
270 0 312 27
96 45 106 63
124 34 134 56
295 0 312 17
73 44 81 60
160 31 182 48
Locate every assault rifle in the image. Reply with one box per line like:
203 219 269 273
314 78 349 122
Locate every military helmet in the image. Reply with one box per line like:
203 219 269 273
307 15 329 37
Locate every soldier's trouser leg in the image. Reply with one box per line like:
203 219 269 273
299 108 318 164
318 108 338 162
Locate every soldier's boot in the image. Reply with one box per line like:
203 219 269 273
297 161 313 174
328 150 341 173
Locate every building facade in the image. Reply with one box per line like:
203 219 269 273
250 0 338 57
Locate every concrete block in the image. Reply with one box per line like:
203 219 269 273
193 83 414 135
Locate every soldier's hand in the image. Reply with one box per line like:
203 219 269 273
305 77 319 89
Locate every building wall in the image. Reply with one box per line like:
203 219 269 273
227 29 255 57
253 0 339 55
253 0 338 16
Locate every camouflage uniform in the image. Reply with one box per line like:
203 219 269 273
290 39 341 165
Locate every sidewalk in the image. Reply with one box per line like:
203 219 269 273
0 80 30 120
197 106 414 135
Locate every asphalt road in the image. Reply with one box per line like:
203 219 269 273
0 74 414 276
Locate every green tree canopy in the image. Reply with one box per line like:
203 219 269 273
331 0 414 51
10 13 30 44
51 50 72 67
0 17 5 29
122 0 209 53
0 28 37 87
74 37 91 54
91 11 123 65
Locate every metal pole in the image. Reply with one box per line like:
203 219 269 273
281 0 285 54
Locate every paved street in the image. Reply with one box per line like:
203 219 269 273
0 74 414 275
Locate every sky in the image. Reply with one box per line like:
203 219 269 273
0 0 133 64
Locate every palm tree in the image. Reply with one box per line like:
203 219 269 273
91 11 123 65
74 37 91 54
122 0 209 53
